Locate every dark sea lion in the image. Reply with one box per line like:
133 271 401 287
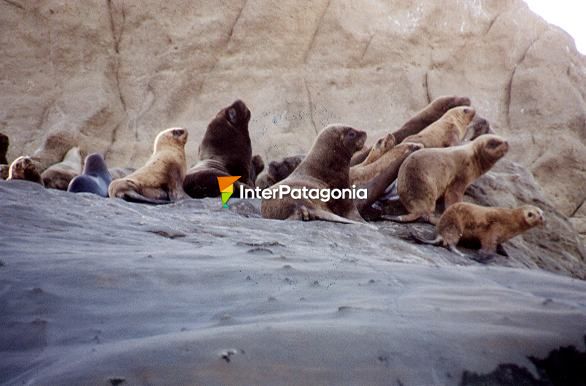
0 132 8 165
108 128 189 204
184 100 255 198
412 203 545 258
256 155 305 189
68 153 112 197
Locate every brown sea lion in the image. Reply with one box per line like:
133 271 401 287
412 202 545 258
401 106 476 148
256 155 305 190
41 147 82 190
108 128 189 204
349 95 471 166
0 132 8 165
0 164 8 180
183 100 255 198
7 156 43 185
261 124 368 224
387 134 509 224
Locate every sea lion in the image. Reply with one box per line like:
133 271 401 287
261 124 368 224
401 106 476 148
0 164 8 180
349 95 471 166
41 147 82 190
386 134 509 224
256 155 305 189
183 100 255 198
68 153 112 197
412 202 545 258
0 132 9 165
108 128 189 204
355 134 396 167
392 95 472 144
7 156 43 185
109 167 136 180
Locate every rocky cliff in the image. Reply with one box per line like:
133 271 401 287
1 0 584 234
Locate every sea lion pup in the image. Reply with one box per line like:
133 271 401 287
7 156 43 185
261 124 368 224
401 106 476 148
108 128 189 204
412 202 545 258
349 95 470 166
68 153 112 197
183 100 255 198
256 154 305 189
386 134 509 224
0 132 9 165
41 147 82 190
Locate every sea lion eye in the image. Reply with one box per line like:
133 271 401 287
228 108 238 124
528 212 534 218
347 131 356 139
172 129 184 136
487 139 500 148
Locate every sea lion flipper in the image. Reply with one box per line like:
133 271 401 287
122 190 170 205
410 230 443 245
296 206 373 227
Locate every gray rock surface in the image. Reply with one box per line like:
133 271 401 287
1 181 586 385
0 0 584 235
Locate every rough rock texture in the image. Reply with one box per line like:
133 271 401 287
1 181 586 385
0 0 584 234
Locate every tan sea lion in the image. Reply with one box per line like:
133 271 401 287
256 155 305 190
261 124 368 224
350 95 470 166
412 202 545 258
7 156 43 185
0 132 8 165
401 106 476 148
387 134 509 224
41 147 82 190
183 100 255 198
108 128 189 204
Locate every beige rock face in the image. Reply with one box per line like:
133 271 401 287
0 0 585 235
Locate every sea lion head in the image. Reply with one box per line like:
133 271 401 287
474 134 509 163
222 99 251 130
449 106 476 126
154 127 188 152
9 156 37 179
398 141 424 155
323 124 367 156
467 116 495 140
521 205 545 227
83 153 109 176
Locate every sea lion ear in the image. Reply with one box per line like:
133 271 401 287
228 107 238 125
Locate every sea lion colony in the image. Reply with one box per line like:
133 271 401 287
0 97 542 259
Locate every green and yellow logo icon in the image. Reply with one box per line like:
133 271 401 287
217 176 241 208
